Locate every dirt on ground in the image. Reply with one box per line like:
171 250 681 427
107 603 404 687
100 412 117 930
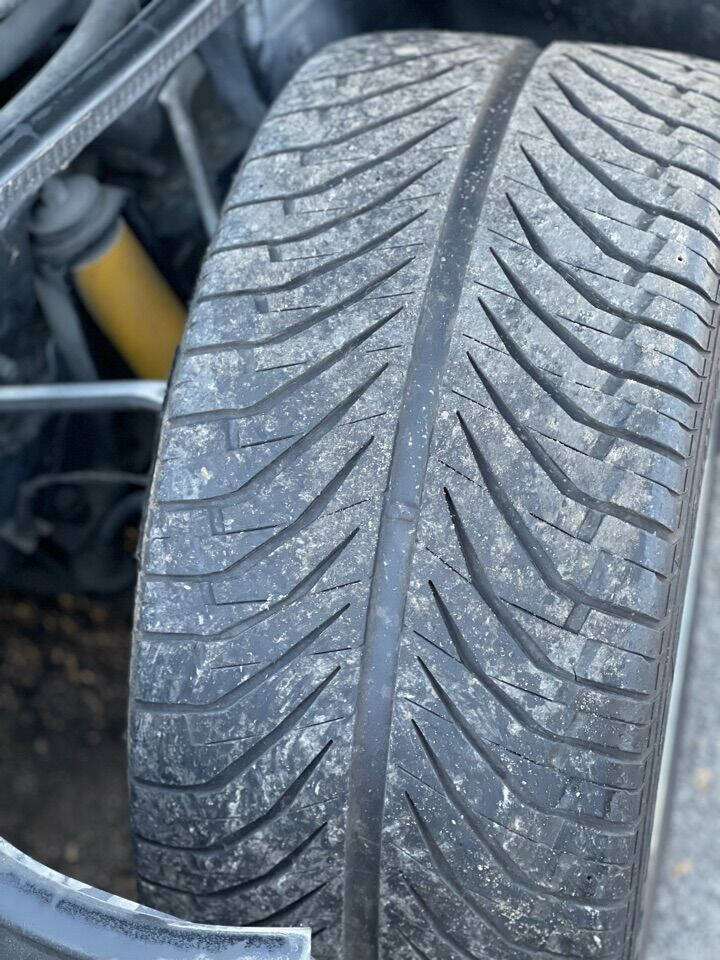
0 589 136 899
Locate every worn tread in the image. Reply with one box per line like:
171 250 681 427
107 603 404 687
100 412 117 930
129 31 720 960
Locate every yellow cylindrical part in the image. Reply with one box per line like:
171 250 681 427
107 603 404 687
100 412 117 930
72 219 186 379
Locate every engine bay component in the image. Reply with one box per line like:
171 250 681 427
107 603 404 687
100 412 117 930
0 0 140 139
0 0 248 226
73 222 186 379
31 174 185 379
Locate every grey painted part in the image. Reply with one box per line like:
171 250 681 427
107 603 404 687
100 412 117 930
34 272 99 382
647 451 720 957
29 174 126 269
0 836 310 960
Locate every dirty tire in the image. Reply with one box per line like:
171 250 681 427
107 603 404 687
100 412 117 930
129 31 720 960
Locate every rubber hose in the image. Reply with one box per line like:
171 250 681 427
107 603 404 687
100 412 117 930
0 0 68 84
0 0 138 136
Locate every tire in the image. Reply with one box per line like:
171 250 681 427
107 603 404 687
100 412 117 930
129 32 720 960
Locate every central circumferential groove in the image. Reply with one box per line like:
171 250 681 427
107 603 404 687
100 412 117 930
341 41 540 960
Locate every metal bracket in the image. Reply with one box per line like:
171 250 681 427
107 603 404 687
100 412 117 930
159 54 220 237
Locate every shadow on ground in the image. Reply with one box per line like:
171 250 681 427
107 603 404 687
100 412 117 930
0 589 136 899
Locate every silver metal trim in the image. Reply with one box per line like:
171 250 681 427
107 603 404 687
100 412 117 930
0 835 310 960
0 380 166 412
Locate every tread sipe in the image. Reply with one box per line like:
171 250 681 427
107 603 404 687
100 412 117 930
129 31 720 960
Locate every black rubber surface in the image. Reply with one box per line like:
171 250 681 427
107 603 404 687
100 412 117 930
129 32 720 960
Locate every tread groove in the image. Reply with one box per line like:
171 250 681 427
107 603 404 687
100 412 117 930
160 366 388 507
134 667 341 794
135 605 350 715
249 85 471 160
590 48 720 107
186 259 413 352
404 776 623 908
424 590 647 757
404 795 594 958
225 119 456 211
211 163 441 254
534 105 720 250
454 420 665 627
550 71 720 195
506 192 712 348
465 351 676 539
197 213 426 302
134 740 334 853
172 310 401 425
490 247 697 403
569 55 720 150
138 823 327 897
521 146 716 303
478 294 686 463
270 56 483 118
342 42 540 960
